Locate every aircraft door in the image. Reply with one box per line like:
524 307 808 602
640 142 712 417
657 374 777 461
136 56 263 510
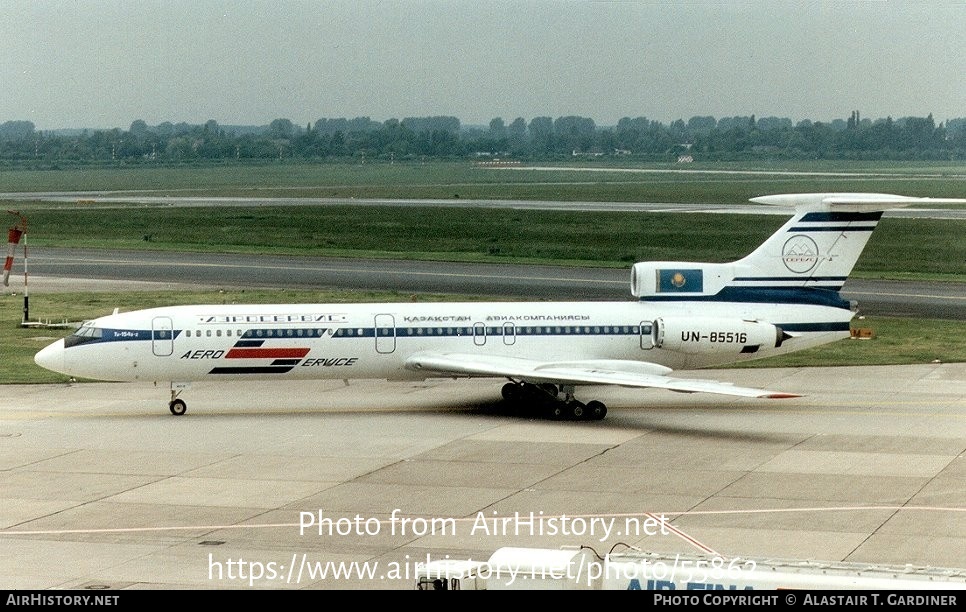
503 323 516 345
473 322 486 346
640 320 655 350
374 314 396 354
152 316 174 356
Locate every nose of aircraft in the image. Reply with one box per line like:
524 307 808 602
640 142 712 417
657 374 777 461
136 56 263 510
35 338 66 374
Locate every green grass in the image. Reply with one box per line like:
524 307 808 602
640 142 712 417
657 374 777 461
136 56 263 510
3 159 966 201
3 159 964 279
4 289 963 384
7 205 964 279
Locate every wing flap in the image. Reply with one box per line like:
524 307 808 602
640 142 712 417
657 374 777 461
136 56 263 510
404 352 799 399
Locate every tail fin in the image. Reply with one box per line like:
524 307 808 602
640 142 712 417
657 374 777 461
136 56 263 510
632 193 959 307
735 193 919 291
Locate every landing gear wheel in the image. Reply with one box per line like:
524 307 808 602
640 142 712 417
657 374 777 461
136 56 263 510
501 382 520 402
586 400 607 421
169 399 187 416
547 404 564 420
569 402 585 420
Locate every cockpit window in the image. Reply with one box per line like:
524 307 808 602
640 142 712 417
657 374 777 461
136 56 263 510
64 325 104 348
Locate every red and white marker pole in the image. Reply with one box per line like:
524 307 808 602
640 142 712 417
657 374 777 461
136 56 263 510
2 226 22 287
5 211 28 323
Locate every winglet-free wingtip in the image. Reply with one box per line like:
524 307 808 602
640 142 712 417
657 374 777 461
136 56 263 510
763 392 802 399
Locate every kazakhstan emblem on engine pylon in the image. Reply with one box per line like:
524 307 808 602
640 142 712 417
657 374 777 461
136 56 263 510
671 272 687 288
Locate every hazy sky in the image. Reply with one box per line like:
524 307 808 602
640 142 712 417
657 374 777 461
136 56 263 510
2 0 964 130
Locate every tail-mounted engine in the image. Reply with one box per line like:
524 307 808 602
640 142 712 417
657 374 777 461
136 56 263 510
649 316 790 355
631 262 733 299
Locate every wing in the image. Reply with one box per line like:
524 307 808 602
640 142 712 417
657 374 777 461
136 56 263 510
404 352 799 399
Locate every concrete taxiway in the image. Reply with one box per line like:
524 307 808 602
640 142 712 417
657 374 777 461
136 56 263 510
1 362 964 589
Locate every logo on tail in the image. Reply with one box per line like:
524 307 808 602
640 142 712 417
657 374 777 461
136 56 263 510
781 236 820 273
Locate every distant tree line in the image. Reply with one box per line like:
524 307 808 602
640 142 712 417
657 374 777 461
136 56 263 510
1 111 964 167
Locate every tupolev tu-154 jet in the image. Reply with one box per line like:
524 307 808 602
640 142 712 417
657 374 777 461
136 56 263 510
34 193 960 419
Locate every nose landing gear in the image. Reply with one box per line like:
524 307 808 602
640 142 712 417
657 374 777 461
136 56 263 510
168 382 190 415
169 398 187 416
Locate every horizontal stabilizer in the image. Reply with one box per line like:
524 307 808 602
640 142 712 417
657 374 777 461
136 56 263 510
750 192 966 212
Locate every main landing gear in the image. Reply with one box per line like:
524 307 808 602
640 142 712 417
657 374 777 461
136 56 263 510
501 382 607 421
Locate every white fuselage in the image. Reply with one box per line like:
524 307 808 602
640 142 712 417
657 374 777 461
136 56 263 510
38 299 852 383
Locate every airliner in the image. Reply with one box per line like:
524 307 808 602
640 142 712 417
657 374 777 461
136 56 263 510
34 192 957 419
